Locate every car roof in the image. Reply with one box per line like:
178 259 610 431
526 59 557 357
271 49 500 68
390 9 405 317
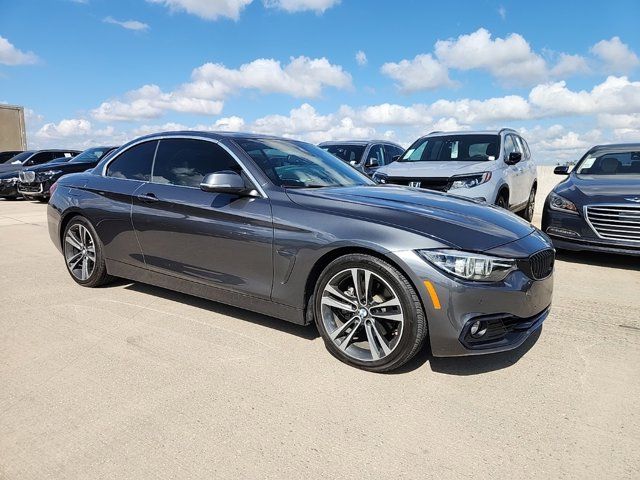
318 140 402 146
425 130 505 137
589 143 640 151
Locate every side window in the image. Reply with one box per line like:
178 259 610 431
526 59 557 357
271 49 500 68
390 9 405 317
27 152 53 166
512 135 524 155
106 140 157 181
519 137 531 159
384 145 403 162
503 135 517 158
152 139 241 187
367 144 385 166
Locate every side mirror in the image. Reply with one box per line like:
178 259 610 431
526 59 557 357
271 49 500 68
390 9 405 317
391 155 400 163
200 171 254 195
366 157 380 167
554 165 570 175
505 152 522 165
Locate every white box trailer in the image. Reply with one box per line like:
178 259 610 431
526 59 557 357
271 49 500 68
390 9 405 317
0 104 27 151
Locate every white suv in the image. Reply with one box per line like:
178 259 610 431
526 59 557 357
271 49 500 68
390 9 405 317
372 129 538 221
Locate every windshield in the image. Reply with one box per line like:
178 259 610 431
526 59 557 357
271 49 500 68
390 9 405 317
236 138 374 188
575 151 640 175
400 134 500 162
5 151 34 164
70 147 113 163
321 144 366 164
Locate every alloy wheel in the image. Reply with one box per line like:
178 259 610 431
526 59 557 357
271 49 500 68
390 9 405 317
320 268 404 362
64 223 96 281
526 189 536 220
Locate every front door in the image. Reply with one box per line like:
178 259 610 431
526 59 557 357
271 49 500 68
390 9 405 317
131 137 273 299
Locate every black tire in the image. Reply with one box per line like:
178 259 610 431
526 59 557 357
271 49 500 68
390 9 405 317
37 197 49 203
519 185 536 222
62 216 114 287
495 190 508 209
313 253 428 372
3 195 20 201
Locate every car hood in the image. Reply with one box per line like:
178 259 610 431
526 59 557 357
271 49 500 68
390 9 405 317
556 174 640 203
286 185 535 251
379 160 496 177
0 164 25 175
28 160 92 173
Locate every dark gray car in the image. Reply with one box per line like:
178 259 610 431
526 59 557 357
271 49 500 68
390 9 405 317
319 140 404 176
542 143 640 255
48 132 554 372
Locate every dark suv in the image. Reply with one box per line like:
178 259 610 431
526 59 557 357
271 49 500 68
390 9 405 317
319 140 404 176
19 146 117 201
0 149 80 199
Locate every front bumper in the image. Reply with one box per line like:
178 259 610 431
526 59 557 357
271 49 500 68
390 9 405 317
391 246 553 357
0 181 19 198
18 180 49 199
542 203 640 256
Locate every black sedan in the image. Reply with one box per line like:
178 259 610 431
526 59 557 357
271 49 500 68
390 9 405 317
48 131 554 372
18 146 118 201
0 149 81 199
542 143 640 256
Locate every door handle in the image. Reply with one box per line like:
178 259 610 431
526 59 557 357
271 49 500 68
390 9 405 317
137 193 159 203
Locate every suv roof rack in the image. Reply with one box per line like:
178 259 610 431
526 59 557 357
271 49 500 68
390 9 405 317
498 127 518 135
425 130 442 136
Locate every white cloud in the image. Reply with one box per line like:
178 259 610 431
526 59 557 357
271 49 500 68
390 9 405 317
590 37 639 74
498 6 506 19
93 56 351 121
263 0 340 13
549 53 590 77
146 0 253 20
92 84 224 121
435 28 548 85
103 16 150 31
381 54 453 92
187 56 352 98
529 76 640 117
355 50 367 66
0 35 38 66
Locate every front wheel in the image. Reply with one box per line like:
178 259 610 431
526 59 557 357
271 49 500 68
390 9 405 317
519 186 536 222
314 254 428 372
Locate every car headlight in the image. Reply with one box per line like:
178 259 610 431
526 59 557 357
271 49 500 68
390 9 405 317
548 192 578 214
417 249 517 282
1 177 18 184
449 172 492 189
39 169 62 179
372 172 388 184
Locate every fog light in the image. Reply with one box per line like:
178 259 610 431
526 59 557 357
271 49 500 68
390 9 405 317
546 227 580 238
470 320 487 338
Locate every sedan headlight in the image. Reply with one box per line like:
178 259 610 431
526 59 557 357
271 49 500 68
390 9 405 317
418 249 517 282
0 177 18 184
39 169 62 179
449 172 492 190
372 172 388 184
548 192 578 214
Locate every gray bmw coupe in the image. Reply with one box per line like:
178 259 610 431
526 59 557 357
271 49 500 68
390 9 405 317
48 132 554 371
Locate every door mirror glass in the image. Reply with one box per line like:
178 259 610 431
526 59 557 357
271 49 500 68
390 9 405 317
200 171 250 195
506 151 522 165
366 157 380 167
554 165 570 175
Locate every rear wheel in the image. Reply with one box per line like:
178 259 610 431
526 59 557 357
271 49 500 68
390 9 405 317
63 216 113 287
314 253 428 372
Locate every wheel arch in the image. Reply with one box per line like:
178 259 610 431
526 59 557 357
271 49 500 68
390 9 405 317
302 245 421 325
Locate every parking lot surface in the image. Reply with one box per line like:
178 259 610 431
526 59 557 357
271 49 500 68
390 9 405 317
1 172 639 479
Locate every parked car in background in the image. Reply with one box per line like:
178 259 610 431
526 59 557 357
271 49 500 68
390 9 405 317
372 129 538 221
48 131 554 372
19 146 118 202
319 140 405 176
0 150 23 163
542 143 640 256
0 149 81 199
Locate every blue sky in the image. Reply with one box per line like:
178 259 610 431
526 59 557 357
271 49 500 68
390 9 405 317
1 0 639 163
